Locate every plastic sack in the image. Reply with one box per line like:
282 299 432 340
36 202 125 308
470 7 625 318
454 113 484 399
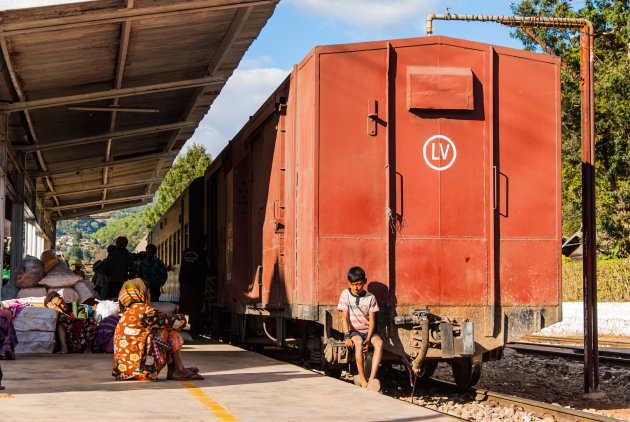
14 256 46 288
1 281 19 300
38 261 81 288
12 306 58 332
15 330 55 354
17 287 48 299
40 249 58 273
94 300 119 321
48 287 79 304
74 280 95 303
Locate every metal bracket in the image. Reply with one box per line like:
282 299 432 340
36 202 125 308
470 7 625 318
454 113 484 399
367 99 377 136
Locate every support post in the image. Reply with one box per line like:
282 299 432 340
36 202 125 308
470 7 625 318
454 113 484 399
10 153 25 275
0 113 7 298
580 24 599 393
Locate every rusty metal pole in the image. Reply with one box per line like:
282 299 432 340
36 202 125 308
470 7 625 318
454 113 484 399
580 23 598 393
427 12 598 393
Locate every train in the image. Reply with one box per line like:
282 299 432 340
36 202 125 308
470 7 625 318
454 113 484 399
148 36 562 389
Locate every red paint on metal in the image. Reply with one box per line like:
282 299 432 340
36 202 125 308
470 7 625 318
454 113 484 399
205 35 561 339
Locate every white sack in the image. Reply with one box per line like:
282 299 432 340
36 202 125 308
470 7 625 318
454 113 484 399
94 300 119 321
74 280 94 303
15 330 55 354
38 261 81 288
17 287 48 299
13 306 58 332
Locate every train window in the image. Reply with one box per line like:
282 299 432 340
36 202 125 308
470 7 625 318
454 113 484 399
184 224 189 250
169 235 173 266
176 230 181 264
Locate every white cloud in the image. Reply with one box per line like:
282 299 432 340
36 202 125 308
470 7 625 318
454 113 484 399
0 0 91 10
286 0 440 31
185 65 290 159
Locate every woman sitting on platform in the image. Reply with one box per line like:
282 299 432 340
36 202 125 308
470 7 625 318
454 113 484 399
44 291 99 354
112 278 202 381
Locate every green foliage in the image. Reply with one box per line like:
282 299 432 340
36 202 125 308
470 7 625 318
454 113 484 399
563 257 630 301
512 0 630 257
91 209 149 251
56 219 106 237
144 143 212 229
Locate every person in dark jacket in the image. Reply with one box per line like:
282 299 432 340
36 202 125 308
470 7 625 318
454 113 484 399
101 237 135 300
137 244 167 302
178 234 209 337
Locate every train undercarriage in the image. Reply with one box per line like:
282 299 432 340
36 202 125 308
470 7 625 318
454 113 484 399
207 303 560 390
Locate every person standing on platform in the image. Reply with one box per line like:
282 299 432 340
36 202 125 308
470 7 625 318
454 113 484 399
72 260 86 279
137 244 168 302
101 237 135 300
178 234 209 338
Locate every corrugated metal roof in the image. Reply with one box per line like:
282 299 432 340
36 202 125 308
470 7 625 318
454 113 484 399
0 0 277 226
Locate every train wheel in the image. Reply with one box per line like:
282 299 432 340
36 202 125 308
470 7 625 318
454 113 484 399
324 367 343 379
418 360 438 379
450 357 482 390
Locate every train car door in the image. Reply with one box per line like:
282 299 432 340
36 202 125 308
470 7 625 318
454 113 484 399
392 39 491 307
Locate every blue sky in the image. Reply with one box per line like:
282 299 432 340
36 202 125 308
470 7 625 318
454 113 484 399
187 0 534 159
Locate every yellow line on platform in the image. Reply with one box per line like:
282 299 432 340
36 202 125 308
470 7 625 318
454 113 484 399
179 380 240 421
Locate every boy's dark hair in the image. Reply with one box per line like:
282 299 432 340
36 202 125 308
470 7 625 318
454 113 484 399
347 266 366 283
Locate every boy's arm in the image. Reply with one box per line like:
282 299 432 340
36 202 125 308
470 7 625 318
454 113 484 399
365 312 376 346
342 308 353 347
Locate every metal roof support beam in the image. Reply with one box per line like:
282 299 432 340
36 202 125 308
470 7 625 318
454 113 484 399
32 151 177 178
53 199 151 220
49 194 153 212
0 0 277 36
12 121 196 153
40 178 163 198
1 76 225 112
0 113 6 298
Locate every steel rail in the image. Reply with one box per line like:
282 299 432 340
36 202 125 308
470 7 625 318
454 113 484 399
507 342 630 367
522 335 630 349
425 379 623 422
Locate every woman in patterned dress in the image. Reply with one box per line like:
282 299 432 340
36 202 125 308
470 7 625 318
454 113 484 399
112 278 202 381
44 291 98 354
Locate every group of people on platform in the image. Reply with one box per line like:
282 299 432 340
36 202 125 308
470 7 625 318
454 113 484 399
0 233 209 383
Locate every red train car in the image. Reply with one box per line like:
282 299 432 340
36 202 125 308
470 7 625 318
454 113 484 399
202 35 561 388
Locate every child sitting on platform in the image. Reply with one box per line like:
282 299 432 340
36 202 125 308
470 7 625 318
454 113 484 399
337 266 383 391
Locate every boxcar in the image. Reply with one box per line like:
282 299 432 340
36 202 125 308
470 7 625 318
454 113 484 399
147 177 204 301
198 35 562 388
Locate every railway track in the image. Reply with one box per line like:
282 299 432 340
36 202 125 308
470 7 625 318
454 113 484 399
420 379 624 422
522 336 630 349
507 340 630 367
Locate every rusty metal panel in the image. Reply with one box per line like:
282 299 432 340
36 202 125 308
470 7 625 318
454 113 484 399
494 50 561 306
407 66 474 110
294 54 316 309
393 41 490 306
317 47 389 305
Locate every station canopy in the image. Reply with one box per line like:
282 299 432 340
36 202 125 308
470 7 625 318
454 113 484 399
0 0 277 222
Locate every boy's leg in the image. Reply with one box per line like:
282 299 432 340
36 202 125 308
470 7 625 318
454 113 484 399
56 323 69 354
352 335 368 387
368 335 383 381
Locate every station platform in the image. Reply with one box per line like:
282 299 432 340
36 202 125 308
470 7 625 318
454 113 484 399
0 340 455 422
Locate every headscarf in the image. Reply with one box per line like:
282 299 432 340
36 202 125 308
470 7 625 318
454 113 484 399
118 278 148 312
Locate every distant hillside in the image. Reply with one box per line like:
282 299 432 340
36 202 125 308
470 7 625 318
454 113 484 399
56 219 107 237
90 206 149 251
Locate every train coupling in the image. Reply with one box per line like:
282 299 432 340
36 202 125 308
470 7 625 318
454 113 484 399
394 308 430 325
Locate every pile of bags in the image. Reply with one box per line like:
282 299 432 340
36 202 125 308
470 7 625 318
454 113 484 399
12 303 59 354
1 249 95 303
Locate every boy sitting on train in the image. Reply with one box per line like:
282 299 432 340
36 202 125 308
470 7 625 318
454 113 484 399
337 266 383 391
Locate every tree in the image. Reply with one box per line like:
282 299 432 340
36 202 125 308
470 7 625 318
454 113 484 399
511 0 630 257
144 143 213 229
73 231 83 244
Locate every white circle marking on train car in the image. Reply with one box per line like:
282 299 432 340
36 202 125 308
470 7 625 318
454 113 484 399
422 135 457 171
